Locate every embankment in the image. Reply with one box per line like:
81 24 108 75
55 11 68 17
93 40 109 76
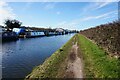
80 21 120 57
25 33 120 79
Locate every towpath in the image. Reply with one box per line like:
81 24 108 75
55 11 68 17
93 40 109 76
64 39 83 78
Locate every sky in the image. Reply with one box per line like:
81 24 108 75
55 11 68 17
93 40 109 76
0 0 119 30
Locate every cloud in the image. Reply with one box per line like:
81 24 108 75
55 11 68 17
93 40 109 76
81 10 117 21
56 20 80 30
44 2 56 10
95 2 113 9
56 10 117 29
83 2 112 12
3 0 119 2
0 1 16 25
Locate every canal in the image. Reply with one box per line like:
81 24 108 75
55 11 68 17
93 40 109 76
1 34 75 78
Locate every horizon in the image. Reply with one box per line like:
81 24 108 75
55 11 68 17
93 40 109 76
0 1 118 30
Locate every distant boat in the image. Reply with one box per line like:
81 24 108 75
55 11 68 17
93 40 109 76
25 31 45 38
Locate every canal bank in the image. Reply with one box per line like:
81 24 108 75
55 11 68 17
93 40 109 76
25 34 119 79
26 34 77 79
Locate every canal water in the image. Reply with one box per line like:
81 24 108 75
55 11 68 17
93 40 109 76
1 34 75 78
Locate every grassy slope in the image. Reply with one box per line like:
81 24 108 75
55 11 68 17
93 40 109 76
76 34 120 78
25 35 76 79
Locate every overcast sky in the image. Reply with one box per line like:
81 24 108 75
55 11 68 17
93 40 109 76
0 1 118 30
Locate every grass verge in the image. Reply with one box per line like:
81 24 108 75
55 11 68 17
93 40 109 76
76 34 120 78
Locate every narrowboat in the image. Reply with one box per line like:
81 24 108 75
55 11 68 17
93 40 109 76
25 31 45 38
1 32 18 42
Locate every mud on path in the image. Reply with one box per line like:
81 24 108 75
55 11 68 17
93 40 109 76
64 41 83 78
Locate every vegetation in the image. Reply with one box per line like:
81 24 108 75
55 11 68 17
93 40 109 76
80 21 120 57
4 19 22 30
76 34 120 78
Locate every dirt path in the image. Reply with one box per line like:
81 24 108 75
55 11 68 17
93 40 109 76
64 41 83 78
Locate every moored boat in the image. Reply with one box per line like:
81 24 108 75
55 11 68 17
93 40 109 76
25 31 45 38
1 32 18 42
